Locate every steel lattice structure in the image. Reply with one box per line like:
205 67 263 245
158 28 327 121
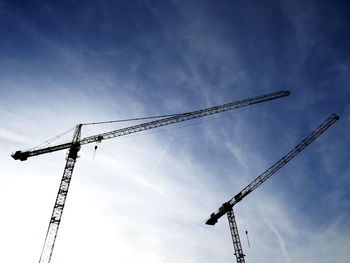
12 90 290 263
227 208 245 263
205 113 339 263
37 124 82 263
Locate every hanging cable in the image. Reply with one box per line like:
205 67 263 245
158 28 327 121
92 144 98 161
245 230 250 248
28 103 265 152
92 136 103 161
29 126 76 151
82 99 267 127
82 113 183 126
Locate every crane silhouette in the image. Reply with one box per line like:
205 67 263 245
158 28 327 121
206 114 339 263
12 90 290 263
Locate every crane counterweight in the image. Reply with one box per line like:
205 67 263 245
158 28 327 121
11 150 28 161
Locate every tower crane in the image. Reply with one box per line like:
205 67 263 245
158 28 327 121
12 90 289 263
205 113 339 263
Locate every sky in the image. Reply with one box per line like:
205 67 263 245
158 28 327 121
0 0 349 262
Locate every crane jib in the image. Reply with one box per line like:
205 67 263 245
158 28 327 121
11 90 290 161
205 113 339 225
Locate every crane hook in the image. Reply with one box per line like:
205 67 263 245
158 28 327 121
92 136 103 161
245 230 250 248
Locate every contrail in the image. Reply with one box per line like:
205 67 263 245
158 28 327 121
133 137 176 196
259 203 291 263
150 137 175 176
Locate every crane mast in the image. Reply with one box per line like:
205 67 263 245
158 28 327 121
205 113 339 263
12 90 290 263
227 208 245 263
39 125 82 263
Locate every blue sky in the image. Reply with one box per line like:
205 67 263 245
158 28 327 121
0 0 349 262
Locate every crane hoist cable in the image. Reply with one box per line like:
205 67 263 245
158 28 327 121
26 102 264 157
82 113 181 126
26 102 266 160
11 90 290 263
27 114 181 153
28 126 76 151
245 231 250 248
81 100 265 127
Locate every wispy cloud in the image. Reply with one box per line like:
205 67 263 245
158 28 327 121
1 1 349 263
0 127 33 144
